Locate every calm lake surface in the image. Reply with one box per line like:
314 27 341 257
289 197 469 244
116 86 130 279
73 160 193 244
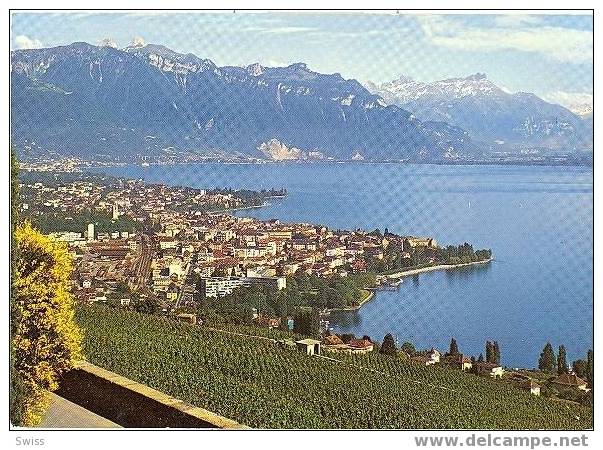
95 162 593 368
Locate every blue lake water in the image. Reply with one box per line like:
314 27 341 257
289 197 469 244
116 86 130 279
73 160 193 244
94 162 593 368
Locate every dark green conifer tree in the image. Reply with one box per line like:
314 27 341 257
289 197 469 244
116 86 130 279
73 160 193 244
379 333 397 356
449 338 459 356
485 341 494 363
586 349 594 388
538 342 556 373
493 341 501 365
557 345 568 375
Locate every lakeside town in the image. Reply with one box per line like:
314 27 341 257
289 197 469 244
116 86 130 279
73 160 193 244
18 169 490 310
16 167 593 407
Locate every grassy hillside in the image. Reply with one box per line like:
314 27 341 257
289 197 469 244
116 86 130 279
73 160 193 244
76 305 592 429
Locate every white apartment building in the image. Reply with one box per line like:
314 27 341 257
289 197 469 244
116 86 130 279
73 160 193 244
200 276 287 298
200 276 247 298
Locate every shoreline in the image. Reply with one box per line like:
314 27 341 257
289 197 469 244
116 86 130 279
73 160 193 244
328 289 375 312
329 258 493 314
207 195 286 215
63 159 592 170
207 202 270 215
382 258 493 280
18 160 591 174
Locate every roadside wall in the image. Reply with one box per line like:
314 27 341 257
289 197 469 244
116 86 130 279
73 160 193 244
56 361 248 429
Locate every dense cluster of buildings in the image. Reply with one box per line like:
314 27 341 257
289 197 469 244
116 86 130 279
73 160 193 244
20 175 255 221
21 173 441 314
21 179 106 214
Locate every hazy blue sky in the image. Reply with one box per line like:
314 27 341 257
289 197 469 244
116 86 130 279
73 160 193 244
10 12 593 110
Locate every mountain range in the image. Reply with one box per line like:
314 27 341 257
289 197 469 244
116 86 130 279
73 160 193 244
365 74 592 153
10 42 592 163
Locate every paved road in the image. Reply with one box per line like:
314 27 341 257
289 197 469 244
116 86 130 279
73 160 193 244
38 393 121 429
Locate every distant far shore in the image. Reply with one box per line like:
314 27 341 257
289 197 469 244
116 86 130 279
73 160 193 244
18 157 593 173
124 159 592 168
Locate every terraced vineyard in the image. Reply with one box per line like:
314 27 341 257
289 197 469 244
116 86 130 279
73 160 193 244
76 305 592 429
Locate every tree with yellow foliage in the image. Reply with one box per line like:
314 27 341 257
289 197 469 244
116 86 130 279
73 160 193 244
10 147 26 425
12 221 83 426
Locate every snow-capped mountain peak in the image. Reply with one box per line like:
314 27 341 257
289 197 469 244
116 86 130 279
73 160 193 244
124 43 219 75
247 63 265 77
396 74 415 83
365 72 591 151
372 72 503 104
464 72 488 81
573 104 593 117
126 37 146 49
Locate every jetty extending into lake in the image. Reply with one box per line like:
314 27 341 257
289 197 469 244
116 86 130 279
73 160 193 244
381 258 494 282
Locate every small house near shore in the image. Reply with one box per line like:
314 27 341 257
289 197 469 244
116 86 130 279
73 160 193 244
411 348 441 366
255 315 281 329
551 373 589 391
443 353 473 371
520 379 541 396
176 313 197 325
323 335 344 346
348 339 374 354
411 355 436 366
474 362 504 378
296 338 321 356
321 335 374 355
426 348 441 363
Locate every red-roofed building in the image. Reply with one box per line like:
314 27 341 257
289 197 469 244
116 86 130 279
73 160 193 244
349 339 374 353
552 373 589 391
